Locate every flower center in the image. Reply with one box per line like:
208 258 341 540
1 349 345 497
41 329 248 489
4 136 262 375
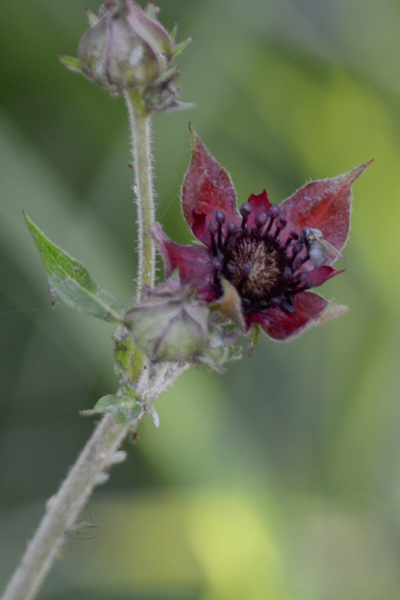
208 202 311 313
224 234 285 302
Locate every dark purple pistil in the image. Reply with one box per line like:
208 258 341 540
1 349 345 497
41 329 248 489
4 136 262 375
208 203 313 313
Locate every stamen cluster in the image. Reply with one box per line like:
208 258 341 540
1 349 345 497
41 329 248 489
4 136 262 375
208 202 310 314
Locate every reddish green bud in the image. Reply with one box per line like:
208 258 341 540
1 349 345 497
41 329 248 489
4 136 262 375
70 0 191 111
125 277 211 363
124 276 242 370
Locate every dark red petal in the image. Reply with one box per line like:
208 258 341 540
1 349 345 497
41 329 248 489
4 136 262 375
246 291 329 341
279 162 372 253
246 190 272 229
309 266 344 286
152 223 217 301
297 265 344 285
182 126 240 246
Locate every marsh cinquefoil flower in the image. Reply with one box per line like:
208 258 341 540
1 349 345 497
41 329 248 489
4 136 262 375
153 129 370 342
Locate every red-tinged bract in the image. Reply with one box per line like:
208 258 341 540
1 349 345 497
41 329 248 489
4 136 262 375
153 129 371 341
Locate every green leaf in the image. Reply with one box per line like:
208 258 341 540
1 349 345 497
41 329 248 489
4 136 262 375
24 212 125 322
80 394 142 424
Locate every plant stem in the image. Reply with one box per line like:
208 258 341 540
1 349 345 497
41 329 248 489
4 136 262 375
1 92 161 600
1 414 134 600
1 358 190 600
124 89 156 299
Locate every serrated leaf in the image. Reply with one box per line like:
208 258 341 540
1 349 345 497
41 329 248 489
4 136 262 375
80 394 142 424
24 212 125 322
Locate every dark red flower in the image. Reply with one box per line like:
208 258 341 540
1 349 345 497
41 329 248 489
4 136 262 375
153 128 370 342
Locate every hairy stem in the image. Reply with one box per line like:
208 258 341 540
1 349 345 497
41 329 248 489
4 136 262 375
1 414 134 600
1 83 189 600
1 359 190 600
124 89 156 299
1 92 161 600
1 355 190 600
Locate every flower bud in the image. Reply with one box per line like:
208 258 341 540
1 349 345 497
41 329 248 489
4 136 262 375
125 278 212 363
60 0 192 111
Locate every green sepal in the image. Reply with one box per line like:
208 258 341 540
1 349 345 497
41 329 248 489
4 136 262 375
80 394 142 424
197 343 242 374
247 324 261 357
172 37 192 57
24 212 125 322
58 55 84 75
85 8 99 27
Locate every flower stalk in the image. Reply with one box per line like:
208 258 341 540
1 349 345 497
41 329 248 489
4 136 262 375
124 88 156 297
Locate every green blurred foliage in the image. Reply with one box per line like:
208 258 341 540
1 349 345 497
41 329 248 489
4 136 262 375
1 1 400 599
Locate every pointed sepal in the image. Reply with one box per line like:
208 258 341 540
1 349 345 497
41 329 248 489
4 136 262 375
58 55 84 75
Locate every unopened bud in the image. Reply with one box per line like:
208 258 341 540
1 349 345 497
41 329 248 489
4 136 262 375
125 277 211 363
61 0 192 112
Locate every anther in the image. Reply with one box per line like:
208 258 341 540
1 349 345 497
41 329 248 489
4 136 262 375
240 202 252 231
215 211 225 224
208 220 217 234
250 287 263 298
241 263 252 278
212 256 222 284
285 230 299 246
290 271 311 291
240 202 251 217
291 271 309 286
212 256 222 270
281 300 294 313
273 217 287 240
232 227 244 239
292 255 308 272
255 212 267 229
282 266 292 282
225 236 237 250
291 241 303 263
225 263 235 276
227 221 236 233
215 212 226 248
266 204 280 232
208 220 217 253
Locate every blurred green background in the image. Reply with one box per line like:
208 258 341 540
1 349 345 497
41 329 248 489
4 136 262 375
1 0 400 598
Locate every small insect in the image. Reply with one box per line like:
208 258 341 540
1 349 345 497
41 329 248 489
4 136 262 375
301 227 344 268
65 506 98 541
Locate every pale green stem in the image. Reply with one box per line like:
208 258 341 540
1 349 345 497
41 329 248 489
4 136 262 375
0 89 188 600
1 414 134 600
1 360 190 600
124 89 156 299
